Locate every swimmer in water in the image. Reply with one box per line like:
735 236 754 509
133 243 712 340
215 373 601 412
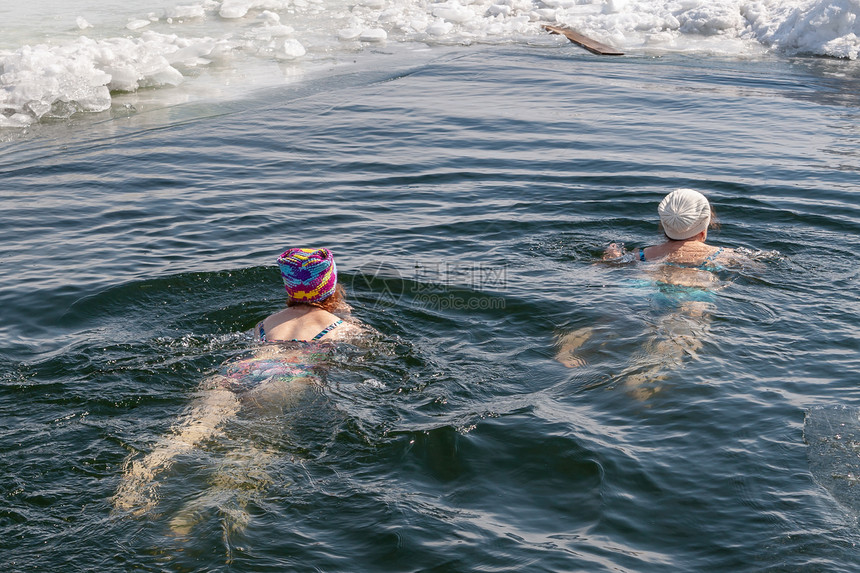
218 247 364 403
603 188 731 272
254 247 362 344
114 248 364 524
556 189 742 398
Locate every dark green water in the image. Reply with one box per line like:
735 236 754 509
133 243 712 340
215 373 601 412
2 46 860 571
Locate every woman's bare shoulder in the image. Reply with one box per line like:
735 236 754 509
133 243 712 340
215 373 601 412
328 317 378 342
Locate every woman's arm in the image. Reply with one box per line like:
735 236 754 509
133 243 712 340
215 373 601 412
603 242 642 262
603 242 625 260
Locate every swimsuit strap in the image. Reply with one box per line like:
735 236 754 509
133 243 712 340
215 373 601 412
258 318 343 343
696 247 723 271
704 247 723 261
699 247 724 269
639 248 646 262
310 319 343 341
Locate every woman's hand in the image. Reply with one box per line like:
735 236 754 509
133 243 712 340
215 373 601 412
603 242 626 260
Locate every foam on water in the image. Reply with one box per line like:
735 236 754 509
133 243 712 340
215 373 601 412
2 0 860 128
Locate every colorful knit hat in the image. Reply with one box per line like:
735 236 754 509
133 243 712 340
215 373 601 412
277 248 338 303
658 189 711 240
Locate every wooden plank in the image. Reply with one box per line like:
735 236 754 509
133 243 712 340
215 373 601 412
543 25 624 56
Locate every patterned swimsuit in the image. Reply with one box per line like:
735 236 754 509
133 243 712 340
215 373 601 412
219 320 343 393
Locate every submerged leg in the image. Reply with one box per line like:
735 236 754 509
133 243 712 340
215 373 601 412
168 442 275 537
240 374 318 416
113 383 241 514
621 302 713 399
555 327 594 368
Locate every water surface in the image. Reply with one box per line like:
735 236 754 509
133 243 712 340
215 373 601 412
2 46 860 571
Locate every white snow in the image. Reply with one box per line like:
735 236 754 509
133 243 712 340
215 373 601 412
3 0 860 128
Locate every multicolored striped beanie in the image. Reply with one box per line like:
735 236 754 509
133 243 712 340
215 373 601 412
277 248 338 303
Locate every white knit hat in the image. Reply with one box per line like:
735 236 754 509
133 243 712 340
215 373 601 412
658 189 711 240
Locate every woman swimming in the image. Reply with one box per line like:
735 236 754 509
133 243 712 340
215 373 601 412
114 247 364 520
603 188 732 272
253 247 361 344
556 189 742 398
218 247 361 397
